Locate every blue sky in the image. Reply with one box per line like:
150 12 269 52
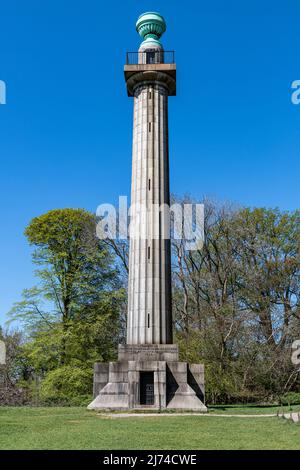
0 0 299 325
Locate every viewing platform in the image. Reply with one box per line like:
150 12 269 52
124 50 176 96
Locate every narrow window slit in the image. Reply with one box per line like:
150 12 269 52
149 122 151 132
149 91 152 100
148 246 150 260
148 179 151 190
147 314 150 328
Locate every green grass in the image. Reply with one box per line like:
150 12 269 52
0 406 299 450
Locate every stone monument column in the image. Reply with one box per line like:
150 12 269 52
88 12 206 411
126 12 174 345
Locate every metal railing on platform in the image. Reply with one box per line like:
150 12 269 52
126 50 175 65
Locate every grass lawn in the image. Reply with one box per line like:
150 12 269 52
0 406 299 450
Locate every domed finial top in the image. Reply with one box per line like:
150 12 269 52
136 12 166 47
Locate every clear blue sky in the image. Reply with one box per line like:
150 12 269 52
0 0 299 325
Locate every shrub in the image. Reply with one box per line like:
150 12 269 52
280 392 300 406
39 366 93 405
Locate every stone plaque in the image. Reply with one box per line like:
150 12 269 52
118 344 179 362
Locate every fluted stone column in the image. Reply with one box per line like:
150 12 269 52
127 80 172 344
125 12 176 346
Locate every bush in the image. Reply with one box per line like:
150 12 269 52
39 366 93 406
280 392 300 406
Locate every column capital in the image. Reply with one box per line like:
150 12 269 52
124 66 176 97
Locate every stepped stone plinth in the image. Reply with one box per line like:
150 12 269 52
88 345 206 411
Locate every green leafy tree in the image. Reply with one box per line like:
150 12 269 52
8 208 125 376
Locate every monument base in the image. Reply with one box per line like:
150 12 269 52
88 345 207 411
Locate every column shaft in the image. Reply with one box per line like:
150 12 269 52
127 82 172 344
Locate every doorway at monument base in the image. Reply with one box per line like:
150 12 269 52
87 345 207 411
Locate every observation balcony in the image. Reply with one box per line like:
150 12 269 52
124 50 176 96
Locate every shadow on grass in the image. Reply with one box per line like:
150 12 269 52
208 403 300 414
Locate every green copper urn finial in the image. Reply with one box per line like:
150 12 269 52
136 12 166 48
